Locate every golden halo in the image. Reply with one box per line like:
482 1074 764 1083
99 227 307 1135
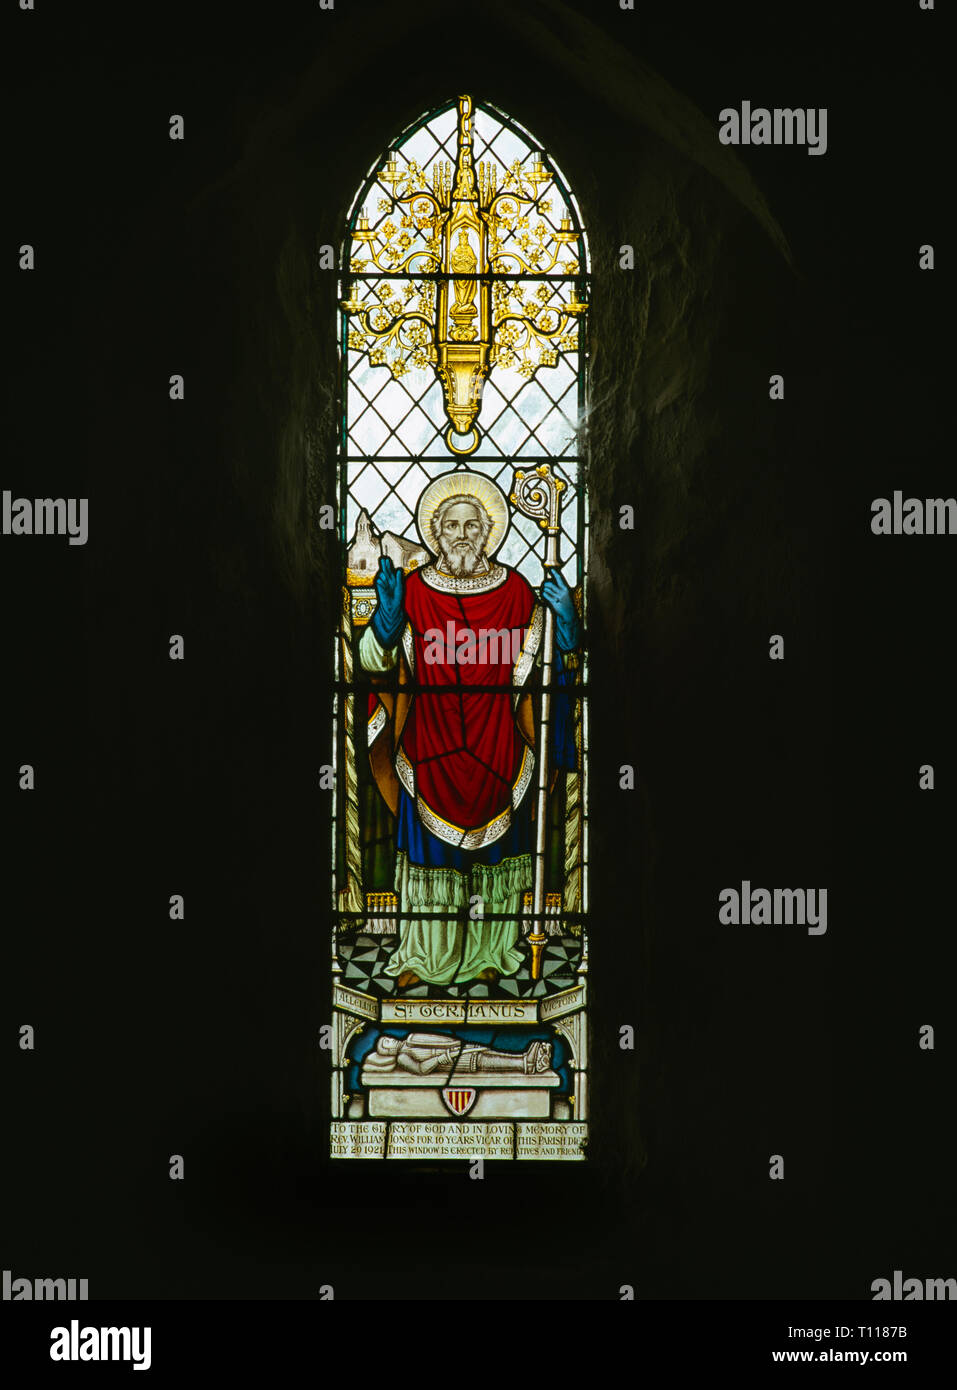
416 470 510 558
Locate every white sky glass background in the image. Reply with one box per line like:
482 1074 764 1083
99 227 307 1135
341 100 588 586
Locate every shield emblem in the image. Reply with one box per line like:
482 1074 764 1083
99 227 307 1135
442 1086 477 1117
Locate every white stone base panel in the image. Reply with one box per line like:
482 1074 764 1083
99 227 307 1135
363 1070 558 1119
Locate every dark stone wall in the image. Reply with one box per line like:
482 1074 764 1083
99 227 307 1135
8 0 951 1300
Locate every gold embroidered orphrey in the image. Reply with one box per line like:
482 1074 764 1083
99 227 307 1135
340 95 587 455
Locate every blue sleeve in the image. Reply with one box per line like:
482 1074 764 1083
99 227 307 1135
370 600 405 647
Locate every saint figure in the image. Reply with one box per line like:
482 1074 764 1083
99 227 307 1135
359 471 579 988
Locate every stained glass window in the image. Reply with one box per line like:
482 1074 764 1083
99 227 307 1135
331 96 590 1161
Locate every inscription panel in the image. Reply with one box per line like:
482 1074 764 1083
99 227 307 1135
387 1121 513 1159
467 1000 539 1024
516 1122 587 1160
540 985 586 1021
381 999 467 1024
333 985 378 1020
332 1121 587 1159
380 999 540 1025
330 1122 388 1158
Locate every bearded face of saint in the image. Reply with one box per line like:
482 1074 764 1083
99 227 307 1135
431 496 493 575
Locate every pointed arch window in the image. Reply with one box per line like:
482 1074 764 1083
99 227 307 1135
331 96 590 1162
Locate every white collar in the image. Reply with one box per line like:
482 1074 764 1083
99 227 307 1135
419 560 507 594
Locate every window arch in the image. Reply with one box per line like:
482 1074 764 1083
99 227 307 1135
331 96 590 1162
